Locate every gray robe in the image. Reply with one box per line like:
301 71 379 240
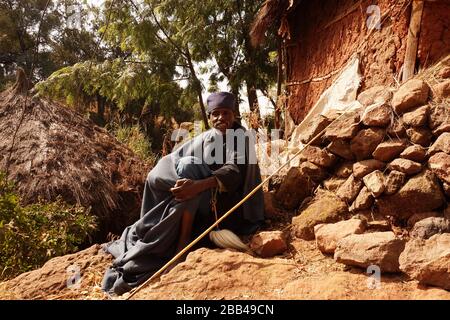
101 123 264 295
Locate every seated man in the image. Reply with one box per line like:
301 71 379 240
102 92 265 295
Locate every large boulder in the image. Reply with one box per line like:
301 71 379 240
399 234 450 290
291 190 349 240
428 132 450 156
334 162 353 178
299 145 337 168
387 158 422 175
353 159 385 179
372 140 407 162
376 171 445 219
361 103 392 127
387 118 407 138
357 86 393 106
314 219 366 254
400 144 427 162
350 128 385 160
298 115 332 145
334 232 406 272
323 177 347 192
428 152 450 184
383 170 406 195
407 211 441 228
299 161 328 182
350 186 374 212
392 79 430 114
326 140 355 160
410 217 450 240
323 112 360 141
363 170 385 198
406 127 432 147
433 80 450 101
336 174 364 203
402 105 429 127
275 167 316 210
428 103 449 130
250 231 288 258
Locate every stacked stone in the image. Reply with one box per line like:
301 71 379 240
275 77 449 223
271 76 450 290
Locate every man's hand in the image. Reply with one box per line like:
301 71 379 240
170 177 219 202
170 179 201 202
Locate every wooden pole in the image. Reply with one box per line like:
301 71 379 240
402 0 424 82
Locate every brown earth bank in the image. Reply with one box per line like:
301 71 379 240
1 239 449 300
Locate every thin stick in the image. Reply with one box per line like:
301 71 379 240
125 106 355 300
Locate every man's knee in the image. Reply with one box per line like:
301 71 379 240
176 156 210 179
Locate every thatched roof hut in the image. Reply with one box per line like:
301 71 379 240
252 0 450 124
0 69 150 239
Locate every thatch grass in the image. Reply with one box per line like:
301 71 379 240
0 70 151 238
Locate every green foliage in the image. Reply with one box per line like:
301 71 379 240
111 124 157 162
0 172 96 280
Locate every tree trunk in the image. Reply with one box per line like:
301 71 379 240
185 48 209 130
97 94 105 126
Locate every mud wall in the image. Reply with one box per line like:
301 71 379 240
285 0 450 125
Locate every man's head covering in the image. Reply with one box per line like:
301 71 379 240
206 92 235 114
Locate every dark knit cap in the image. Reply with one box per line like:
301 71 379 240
206 92 235 114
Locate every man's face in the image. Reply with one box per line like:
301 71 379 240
209 107 235 134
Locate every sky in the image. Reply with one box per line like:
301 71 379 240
85 0 273 118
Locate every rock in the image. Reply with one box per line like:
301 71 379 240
438 67 450 79
326 140 355 160
428 132 450 156
376 171 445 219
250 231 288 258
433 123 450 136
402 105 429 127
314 219 366 254
399 234 450 290
384 170 406 195
292 190 348 240
350 186 374 212
388 118 407 138
392 79 430 114
428 103 449 130
299 161 328 182
323 112 360 141
323 177 347 192
334 232 406 272
428 152 450 184
372 140 407 162
353 159 386 179
406 127 432 147
433 80 450 101
336 174 364 203
410 217 450 239
400 144 427 162
361 103 392 127
299 115 332 145
0 244 112 299
407 212 440 228
264 191 278 219
335 162 353 178
275 167 316 210
350 128 385 160
388 158 422 175
363 170 385 198
299 145 337 168
357 86 393 106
